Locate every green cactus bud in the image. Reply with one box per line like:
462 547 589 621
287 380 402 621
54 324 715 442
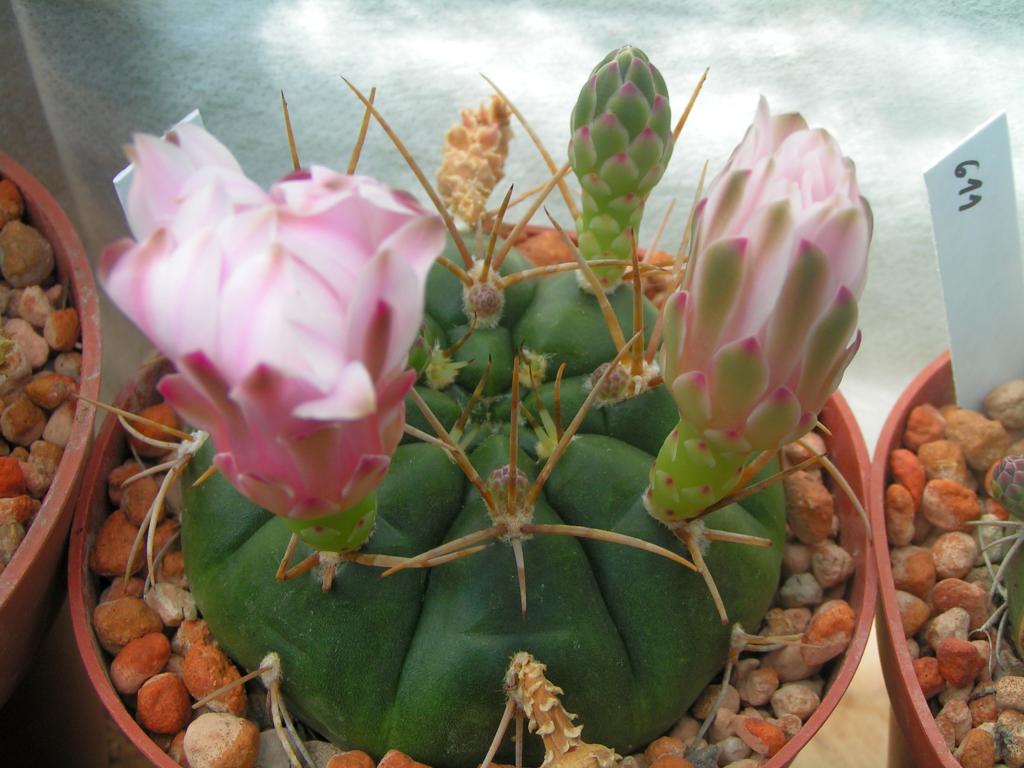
569 46 673 291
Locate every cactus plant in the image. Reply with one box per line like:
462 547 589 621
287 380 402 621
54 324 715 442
99 46 870 768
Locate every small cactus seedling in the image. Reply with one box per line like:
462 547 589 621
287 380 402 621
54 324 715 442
977 454 1024 656
993 455 1024 515
100 46 870 768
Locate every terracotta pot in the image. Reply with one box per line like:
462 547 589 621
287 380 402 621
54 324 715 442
870 350 957 768
0 155 101 705
70 345 875 767
770 389 877 767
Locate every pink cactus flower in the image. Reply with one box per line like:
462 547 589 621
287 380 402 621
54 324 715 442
662 96 871 455
101 125 445 528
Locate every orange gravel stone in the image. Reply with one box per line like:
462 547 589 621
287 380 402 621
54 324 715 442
895 590 931 637
137 673 191 734
153 518 180 554
802 599 855 665
957 727 995 768
130 403 182 458
121 474 160 527
934 714 955 750
43 307 80 352
172 619 213 656
913 656 945 699
932 578 989 630
100 576 145 603
969 693 996 726
890 449 926 508
377 751 431 768
93 597 163 654
936 637 985 688
0 494 38 525
1 394 46 446
739 718 786 756
24 372 75 410
985 497 1010 521
183 712 259 768
903 404 946 451
111 631 171 694
159 550 186 582
0 179 24 226
327 752 376 768
931 532 978 580
183 643 246 716
917 439 973 487
885 483 916 547
945 408 1011 472
0 456 26 497
89 509 142 577
891 546 936 599
514 229 575 267
921 479 980 531
29 439 63 478
645 736 685 762
108 461 144 505
783 470 834 545
168 730 188 766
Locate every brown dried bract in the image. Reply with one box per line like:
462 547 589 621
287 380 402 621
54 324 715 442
505 652 617 768
437 95 512 227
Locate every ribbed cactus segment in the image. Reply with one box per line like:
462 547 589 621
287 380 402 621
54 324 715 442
570 46 673 291
993 454 1024 518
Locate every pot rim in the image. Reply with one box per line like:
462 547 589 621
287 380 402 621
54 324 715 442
0 153 101 608
770 389 877 766
70 354 876 768
870 350 960 767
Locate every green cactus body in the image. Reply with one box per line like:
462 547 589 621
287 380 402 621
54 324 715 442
180 241 785 768
569 46 673 291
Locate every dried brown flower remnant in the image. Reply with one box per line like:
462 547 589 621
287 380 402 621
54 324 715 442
505 652 618 768
438 95 512 226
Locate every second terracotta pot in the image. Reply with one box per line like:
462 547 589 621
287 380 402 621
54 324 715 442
871 351 960 767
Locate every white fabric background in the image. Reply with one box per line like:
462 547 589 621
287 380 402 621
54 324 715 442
3 0 1023 454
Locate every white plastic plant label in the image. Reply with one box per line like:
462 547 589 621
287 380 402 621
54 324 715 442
112 109 205 214
925 113 1024 410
